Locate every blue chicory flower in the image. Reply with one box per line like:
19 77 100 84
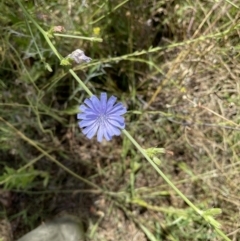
77 93 126 142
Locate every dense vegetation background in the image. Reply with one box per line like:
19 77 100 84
0 0 240 240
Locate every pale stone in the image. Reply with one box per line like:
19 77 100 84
17 215 84 241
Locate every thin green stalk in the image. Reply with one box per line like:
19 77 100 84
69 69 93 96
54 33 103 42
224 0 239 9
26 20 44 60
123 129 231 241
123 130 202 215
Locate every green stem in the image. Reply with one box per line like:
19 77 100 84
123 130 202 215
123 129 231 241
54 33 103 42
69 69 93 96
216 229 231 241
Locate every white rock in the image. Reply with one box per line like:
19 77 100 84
17 215 84 241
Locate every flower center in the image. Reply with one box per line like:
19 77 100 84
97 113 108 124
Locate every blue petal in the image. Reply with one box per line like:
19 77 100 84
108 103 126 115
79 119 97 128
100 93 107 113
107 123 121 136
89 95 102 112
79 106 98 115
97 126 104 142
83 99 94 110
79 105 87 112
84 97 99 114
103 127 112 141
82 122 99 139
77 113 99 120
108 116 125 129
106 96 117 112
109 115 125 122
103 120 120 137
